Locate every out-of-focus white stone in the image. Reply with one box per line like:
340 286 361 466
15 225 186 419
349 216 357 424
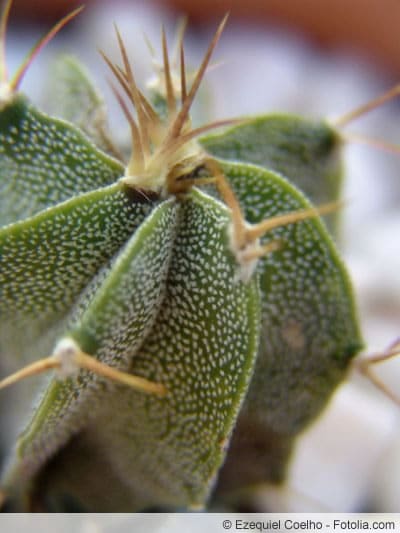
288 382 399 511
370 431 400 512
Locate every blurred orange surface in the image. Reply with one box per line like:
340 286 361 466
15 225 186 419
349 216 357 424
165 0 400 75
7 0 400 75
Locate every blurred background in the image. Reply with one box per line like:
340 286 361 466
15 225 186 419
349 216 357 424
4 0 400 513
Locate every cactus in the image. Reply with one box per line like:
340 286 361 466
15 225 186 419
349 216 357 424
0 2 381 512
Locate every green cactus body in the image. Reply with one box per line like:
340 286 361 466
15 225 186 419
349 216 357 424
208 162 362 495
0 94 123 226
0 10 363 512
201 115 342 211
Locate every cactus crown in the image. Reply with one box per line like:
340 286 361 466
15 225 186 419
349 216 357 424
101 16 239 196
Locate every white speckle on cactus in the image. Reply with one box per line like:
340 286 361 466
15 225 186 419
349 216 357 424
0 96 123 226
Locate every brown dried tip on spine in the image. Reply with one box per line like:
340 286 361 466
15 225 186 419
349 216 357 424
101 37 163 179
173 17 188 104
109 81 144 172
179 38 187 104
0 337 167 397
172 16 188 61
114 25 151 158
164 13 229 145
162 26 176 115
356 338 400 407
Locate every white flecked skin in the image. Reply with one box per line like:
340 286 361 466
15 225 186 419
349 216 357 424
79 190 260 510
0 95 123 226
0 45 360 510
2 198 179 497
